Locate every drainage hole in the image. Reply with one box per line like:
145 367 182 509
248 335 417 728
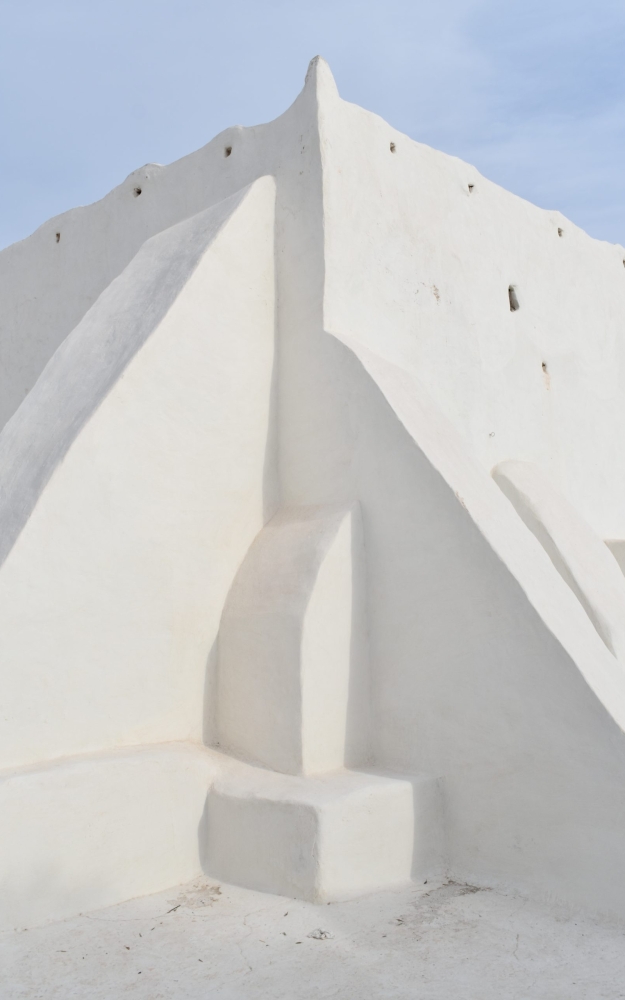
390 142 396 153
557 227 563 237
508 285 520 312
55 232 60 243
133 187 142 197
224 146 232 157
468 183 474 192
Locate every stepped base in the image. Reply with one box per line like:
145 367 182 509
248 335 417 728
204 760 430 901
1 744 442 930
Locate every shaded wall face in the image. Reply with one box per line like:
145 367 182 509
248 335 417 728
321 97 625 539
278 316 625 915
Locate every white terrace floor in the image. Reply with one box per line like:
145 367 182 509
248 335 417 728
3 875 625 999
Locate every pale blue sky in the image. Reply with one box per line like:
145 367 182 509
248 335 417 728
1 0 624 250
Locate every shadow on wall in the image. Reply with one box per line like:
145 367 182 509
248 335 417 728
345 507 372 768
0 191 246 571
203 500 372 773
197 490 448 890
202 638 219 749
410 774 447 883
201 304 280 749
202 213 280 746
262 210 281 526
197 794 211 876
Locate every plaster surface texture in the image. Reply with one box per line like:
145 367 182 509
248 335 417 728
205 764 416 901
2 56 625 933
0 176 277 769
493 459 625 660
0 744 220 931
319 82 625 540
217 504 369 775
3 876 625 1000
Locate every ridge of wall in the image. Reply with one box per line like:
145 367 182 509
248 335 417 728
0 58 325 431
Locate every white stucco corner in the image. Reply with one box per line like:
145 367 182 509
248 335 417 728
2 56 625 933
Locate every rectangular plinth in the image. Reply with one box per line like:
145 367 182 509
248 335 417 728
204 763 416 901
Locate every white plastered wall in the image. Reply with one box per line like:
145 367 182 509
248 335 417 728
263 63 625 916
0 176 277 768
493 459 625 661
217 504 369 775
2 57 625 924
318 70 625 539
280 294 625 915
0 743 221 931
0 63 328 928
0 62 325 434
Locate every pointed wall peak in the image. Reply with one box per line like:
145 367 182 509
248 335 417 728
304 55 340 103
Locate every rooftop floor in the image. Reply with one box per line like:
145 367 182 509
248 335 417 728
3 875 625 999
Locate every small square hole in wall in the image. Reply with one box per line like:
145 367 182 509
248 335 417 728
508 285 520 311
224 146 232 157
468 183 474 192
133 187 142 197
390 142 396 153
55 232 60 243
558 227 564 237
